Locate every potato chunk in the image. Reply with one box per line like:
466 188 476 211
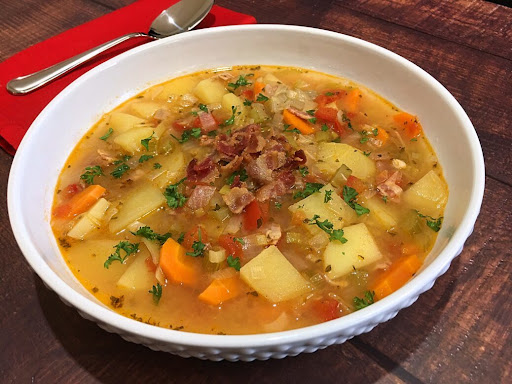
402 170 448 217
117 248 155 290
365 197 398 231
193 78 228 104
67 198 110 240
129 101 162 119
317 142 376 180
155 76 199 101
240 246 310 302
289 184 357 234
113 126 154 154
108 112 145 134
221 93 245 119
150 148 186 188
323 223 383 279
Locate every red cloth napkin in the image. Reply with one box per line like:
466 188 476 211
0 0 256 155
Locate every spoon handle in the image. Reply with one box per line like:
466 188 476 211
7 32 150 95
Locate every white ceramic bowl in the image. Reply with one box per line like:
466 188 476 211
8 25 485 361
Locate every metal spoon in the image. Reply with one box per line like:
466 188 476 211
7 0 214 95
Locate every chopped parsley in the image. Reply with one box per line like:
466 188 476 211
186 227 206 257
342 114 353 130
149 283 162 305
80 165 103 184
363 151 371 157
99 127 113 141
308 117 317 124
163 178 187 209
104 241 139 269
226 169 248 185
177 232 185 244
324 190 333 203
110 163 130 179
131 226 171 245
342 186 370 216
113 155 131 165
416 211 443 232
372 128 379 136
382 196 388 204
325 92 334 96
410 138 418 142
153 163 162 169
274 202 282 209
228 75 252 90
298 166 309 177
306 110 316 116
198 103 208 113
353 290 375 310
141 132 154 151
138 154 153 163
256 93 269 102
171 128 201 143
321 123 329 132
243 99 253 106
293 182 324 199
221 106 238 127
284 124 301 134
233 237 245 245
307 215 347 243
227 255 241 271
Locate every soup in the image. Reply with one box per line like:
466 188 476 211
51 65 448 334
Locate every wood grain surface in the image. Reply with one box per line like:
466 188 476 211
0 0 510 383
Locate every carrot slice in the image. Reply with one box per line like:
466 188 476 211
253 81 266 100
198 276 241 305
315 107 338 123
53 184 106 218
282 109 315 135
336 88 362 114
393 112 423 139
159 238 198 286
372 254 422 300
374 127 389 146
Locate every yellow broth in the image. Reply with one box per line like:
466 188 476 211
52 65 448 334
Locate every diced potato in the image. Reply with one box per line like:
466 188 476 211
289 184 357 234
193 78 228 104
221 93 245 121
323 223 383 279
150 148 186 188
113 126 154 154
240 246 310 302
402 170 448 217
263 73 280 84
129 101 162 119
67 198 110 240
365 197 399 231
155 76 199 101
109 183 166 233
317 142 376 180
117 248 155 290
108 112 146 134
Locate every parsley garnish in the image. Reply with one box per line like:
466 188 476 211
363 151 371 157
307 215 347 243
410 138 418 142
228 75 251 90
100 128 113 141
274 202 282 209
226 169 248 185
227 255 241 271
198 103 208 113
163 178 187 208
141 132 154 151
325 92 334 96
256 93 269 102
177 232 185 244
321 124 329 132
342 114 353 130
153 163 162 169
342 186 370 216
80 165 103 184
233 237 245 245
243 99 253 106
186 227 206 257
416 211 443 232
110 163 130 179
293 182 324 199
113 155 131 165
139 154 153 163
284 125 301 134
324 190 333 203
171 128 201 143
353 291 375 310
131 226 171 245
382 196 388 204
104 241 139 269
149 283 162 305
306 110 316 116
221 106 238 127
308 117 317 124
372 128 379 136
299 166 309 177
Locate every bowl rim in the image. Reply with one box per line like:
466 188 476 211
8 24 485 349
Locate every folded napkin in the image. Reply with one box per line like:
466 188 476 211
0 0 256 155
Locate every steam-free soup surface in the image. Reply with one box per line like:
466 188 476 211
52 65 448 334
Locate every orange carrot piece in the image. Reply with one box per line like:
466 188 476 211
401 243 423 256
53 184 106 218
374 127 389 146
253 81 266 100
372 255 422 300
283 109 315 135
159 238 198 287
393 112 423 139
336 88 362 114
198 276 241 305
346 175 366 194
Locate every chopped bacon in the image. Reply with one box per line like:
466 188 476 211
377 171 403 201
199 135 216 147
221 155 244 174
198 112 217 133
283 149 307 170
286 107 311 120
63 183 83 197
256 171 295 202
154 108 172 121
186 157 219 184
247 151 287 184
186 185 216 210
265 223 282 245
222 187 255 214
215 124 261 159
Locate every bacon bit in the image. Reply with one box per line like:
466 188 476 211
222 187 255 214
220 155 244 174
256 171 295 202
64 183 83 197
186 185 216 210
214 72 234 81
97 149 117 165
198 112 217 133
286 107 312 120
186 157 219 184
154 108 172 121
265 223 282 245
247 151 287 183
199 135 216 147
377 171 403 201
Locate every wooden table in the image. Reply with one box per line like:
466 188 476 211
1 1 510 382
